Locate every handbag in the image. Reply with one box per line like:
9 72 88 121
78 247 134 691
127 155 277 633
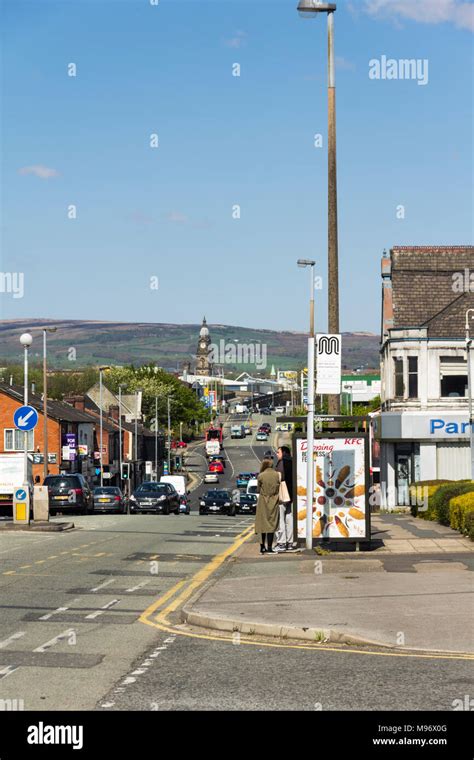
279 479 290 504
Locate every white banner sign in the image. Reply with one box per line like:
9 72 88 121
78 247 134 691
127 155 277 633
295 436 368 540
316 334 341 395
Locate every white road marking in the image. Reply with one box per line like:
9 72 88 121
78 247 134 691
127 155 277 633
34 629 75 653
0 665 19 679
91 578 115 593
125 580 149 593
85 599 120 620
0 631 25 649
39 606 69 621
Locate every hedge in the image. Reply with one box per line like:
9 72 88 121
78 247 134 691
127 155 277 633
449 492 474 540
409 481 451 518
430 481 474 526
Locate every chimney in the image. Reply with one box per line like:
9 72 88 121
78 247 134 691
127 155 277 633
109 404 119 422
64 395 85 411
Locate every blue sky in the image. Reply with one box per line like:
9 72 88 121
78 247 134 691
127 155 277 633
1 0 473 333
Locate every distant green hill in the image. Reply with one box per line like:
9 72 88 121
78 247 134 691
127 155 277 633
0 319 380 373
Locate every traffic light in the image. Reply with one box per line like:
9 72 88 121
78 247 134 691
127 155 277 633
121 462 130 480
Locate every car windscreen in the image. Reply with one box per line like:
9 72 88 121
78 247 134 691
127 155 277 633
44 477 80 488
136 484 167 494
206 491 229 499
94 487 120 495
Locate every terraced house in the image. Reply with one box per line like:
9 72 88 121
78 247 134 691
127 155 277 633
379 246 474 507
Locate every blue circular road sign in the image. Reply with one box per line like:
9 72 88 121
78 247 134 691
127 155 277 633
15 488 27 501
13 405 39 432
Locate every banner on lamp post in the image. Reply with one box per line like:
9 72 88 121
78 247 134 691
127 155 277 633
316 334 341 395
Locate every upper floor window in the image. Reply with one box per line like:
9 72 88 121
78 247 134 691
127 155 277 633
4 429 34 451
408 357 418 398
440 357 467 398
393 358 404 398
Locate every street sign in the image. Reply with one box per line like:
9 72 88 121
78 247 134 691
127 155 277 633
13 405 38 431
316 334 341 395
15 488 27 501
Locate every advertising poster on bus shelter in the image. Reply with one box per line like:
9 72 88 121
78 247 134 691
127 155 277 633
295 435 370 541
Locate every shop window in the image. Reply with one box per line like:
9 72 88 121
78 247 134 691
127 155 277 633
408 357 418 398
440 357 467 398
393 358 404 398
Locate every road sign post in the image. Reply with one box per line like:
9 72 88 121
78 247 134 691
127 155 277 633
13 486 30 525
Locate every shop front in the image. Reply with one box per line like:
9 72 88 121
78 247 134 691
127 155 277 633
380 411 473 507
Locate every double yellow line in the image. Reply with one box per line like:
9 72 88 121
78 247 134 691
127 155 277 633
139 524 254 627
139 524 474 662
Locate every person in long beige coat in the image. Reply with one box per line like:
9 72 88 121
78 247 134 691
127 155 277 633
255 459 280 554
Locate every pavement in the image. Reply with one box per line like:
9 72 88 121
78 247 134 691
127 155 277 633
183 512 474 655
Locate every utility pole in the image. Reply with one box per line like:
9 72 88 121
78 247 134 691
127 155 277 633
155 396 158 480
167 395 171 473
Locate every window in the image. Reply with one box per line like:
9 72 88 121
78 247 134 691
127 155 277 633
4 429 34 451
440 357 467 398
408 357 418 398
393 358 404 397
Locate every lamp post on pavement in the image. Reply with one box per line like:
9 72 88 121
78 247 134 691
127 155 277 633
98 366 109 487
297 0 340 415
466 309 474 479
118 384 126 485
41 327 57 481
20 333 33 487
297 259 316 550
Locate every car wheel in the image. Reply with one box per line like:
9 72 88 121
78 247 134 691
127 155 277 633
162 504 170 515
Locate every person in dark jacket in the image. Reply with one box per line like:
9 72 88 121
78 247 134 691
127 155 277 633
274 445 294 552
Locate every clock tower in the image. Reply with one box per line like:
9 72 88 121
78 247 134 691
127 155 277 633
195 316 212 376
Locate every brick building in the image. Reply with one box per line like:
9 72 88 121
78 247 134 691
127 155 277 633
378 246 474 505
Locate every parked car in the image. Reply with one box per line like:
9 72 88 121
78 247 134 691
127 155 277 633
275 406 285 415
92 486 126 514
260 408 272 415
199 489 235 516
44 474 93 515
244 425 251 435
176 441 187 448
204 472 219 483
236 493 257 515
256 431 268 441
129 482 180 514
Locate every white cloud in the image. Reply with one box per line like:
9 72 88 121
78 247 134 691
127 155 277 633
164 211 188 225
18 165 59 179
363 0 474 31
224 30 247 48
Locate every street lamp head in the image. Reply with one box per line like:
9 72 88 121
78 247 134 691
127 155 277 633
297 0 336 16
20 333 33 347
297 259 316 268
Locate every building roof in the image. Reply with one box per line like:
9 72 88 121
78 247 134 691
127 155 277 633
0 383 100 424
387 246 474 338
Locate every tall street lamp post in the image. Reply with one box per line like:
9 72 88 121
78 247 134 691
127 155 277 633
20 333 33 487
167 395 172 473
298 259 316 550
466 309 474 479
118 383 126 485
134 388 143 488
98 366 109 487
297 0 340 415
42 327 57 480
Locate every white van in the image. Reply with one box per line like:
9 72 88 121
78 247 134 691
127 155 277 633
160 475 186 495
275 406 285 414
246 478 258 497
